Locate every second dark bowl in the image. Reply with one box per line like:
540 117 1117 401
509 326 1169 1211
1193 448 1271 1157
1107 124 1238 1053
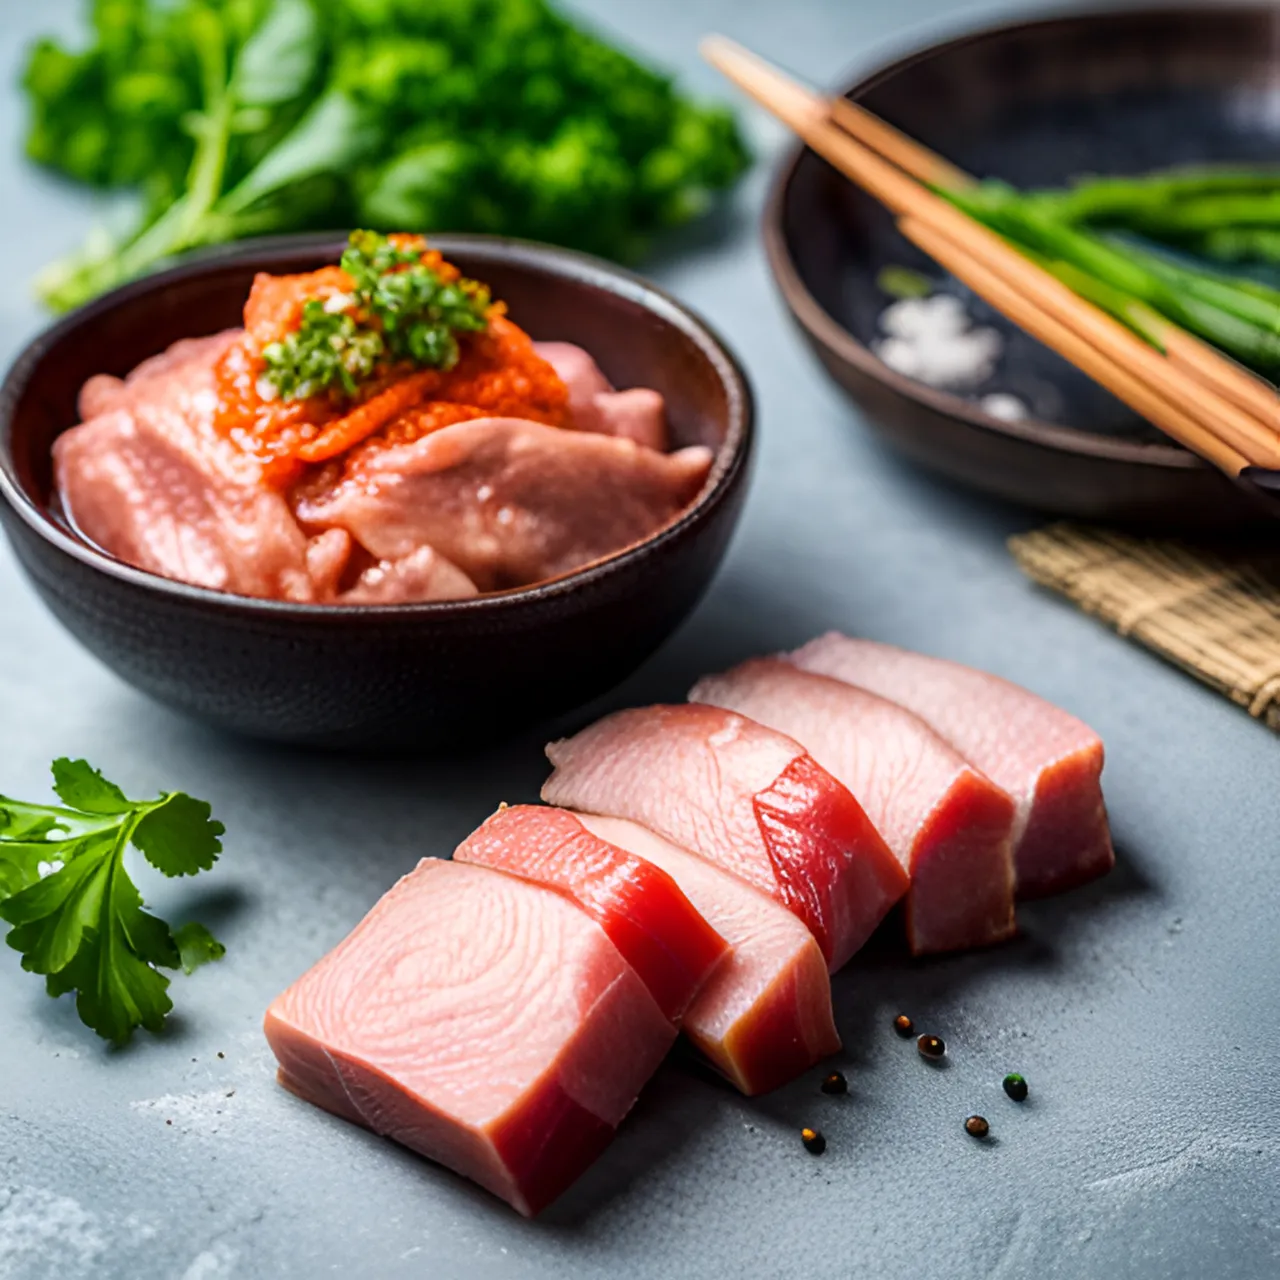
0 234 753 749
766 4 1280 529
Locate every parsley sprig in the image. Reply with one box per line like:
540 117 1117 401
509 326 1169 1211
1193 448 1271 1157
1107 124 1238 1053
260 230 492 402
0 760 226 1044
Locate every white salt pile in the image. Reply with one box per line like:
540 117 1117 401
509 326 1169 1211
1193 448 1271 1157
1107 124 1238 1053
874 294 1003 388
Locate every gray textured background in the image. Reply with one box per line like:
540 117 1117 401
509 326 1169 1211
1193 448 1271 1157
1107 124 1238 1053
2 1 1278 1277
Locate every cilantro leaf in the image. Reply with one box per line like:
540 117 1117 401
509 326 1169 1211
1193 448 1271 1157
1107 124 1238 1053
174 922 227 974
133 792 224 877
0 797 72 840
0 763 227 1043
56 871 176 1042
51 758 131 814
0 843 53 897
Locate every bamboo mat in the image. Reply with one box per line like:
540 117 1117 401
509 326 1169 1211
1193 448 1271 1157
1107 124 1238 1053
1008 523 1280 732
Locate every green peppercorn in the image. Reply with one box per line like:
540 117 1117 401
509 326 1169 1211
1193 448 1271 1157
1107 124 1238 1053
917 1033 945 1060
801 1127 826 1155
964 1115 990 1139
894 1014 914 1037
1003 1073 1028 1102
820 1071 848 1095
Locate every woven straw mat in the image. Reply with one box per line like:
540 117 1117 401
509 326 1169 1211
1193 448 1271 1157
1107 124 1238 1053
1008 523 1280 732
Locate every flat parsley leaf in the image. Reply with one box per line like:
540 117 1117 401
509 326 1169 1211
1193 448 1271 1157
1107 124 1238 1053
0 760 226 1043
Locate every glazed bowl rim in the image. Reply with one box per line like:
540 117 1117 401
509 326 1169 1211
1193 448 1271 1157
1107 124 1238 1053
0 231 754 620
761 1 1244 475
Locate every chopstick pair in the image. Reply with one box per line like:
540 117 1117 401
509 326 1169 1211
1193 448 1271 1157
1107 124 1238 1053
701 36 1280 488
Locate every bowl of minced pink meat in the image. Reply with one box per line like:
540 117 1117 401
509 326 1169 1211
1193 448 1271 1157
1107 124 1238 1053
0 232 753 748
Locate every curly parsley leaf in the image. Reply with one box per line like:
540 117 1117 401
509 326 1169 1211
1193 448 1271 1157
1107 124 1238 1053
0 761 226 1043
25 0 750 312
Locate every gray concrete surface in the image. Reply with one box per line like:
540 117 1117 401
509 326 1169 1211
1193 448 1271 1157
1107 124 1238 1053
1 1 1277 1276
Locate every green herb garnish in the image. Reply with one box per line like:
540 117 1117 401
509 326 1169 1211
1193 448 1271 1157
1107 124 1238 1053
0 759 226 1043
259 230 491 402
24 0 750 312
948 179 1280 372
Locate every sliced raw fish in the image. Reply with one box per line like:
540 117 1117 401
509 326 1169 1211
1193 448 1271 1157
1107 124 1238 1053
534 342 668 451
339 544 479 604
264 858 674 1217
295 418 712 591
454 805 728 1023
77 331 239 420
579 813 840 1096
304 528 354 598
691 659 1017 954
542 704 908 970
56 345 319 601
790 634 1113 898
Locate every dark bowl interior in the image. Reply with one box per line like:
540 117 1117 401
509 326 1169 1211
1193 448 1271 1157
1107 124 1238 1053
766 4 1280 528
0 234 753 749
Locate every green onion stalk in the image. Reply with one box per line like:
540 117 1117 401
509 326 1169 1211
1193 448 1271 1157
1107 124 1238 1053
945 180 1280 373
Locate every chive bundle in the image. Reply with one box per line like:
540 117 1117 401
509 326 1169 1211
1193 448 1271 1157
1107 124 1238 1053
946 167 1280 375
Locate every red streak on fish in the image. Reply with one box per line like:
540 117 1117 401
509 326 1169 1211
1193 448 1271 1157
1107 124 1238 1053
454 805 729 1024
693 659 1017 954
579 814 841 1095
542 704 908 971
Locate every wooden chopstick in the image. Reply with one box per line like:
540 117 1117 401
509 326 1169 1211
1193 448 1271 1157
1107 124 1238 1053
900 218 1249 473
826 84 1280 438
1147 323 1280 435
827 97 974 192
701 35 1280 473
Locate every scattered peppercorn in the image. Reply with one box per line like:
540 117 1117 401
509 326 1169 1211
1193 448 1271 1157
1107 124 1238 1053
964 1115 990 1139
894 1014 914 1037
820 1071 848 1095
801 1127 827 1155
917 1033 946 1060
1003 1073 1028 1102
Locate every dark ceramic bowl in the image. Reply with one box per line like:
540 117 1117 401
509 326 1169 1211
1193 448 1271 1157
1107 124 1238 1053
0 234 753 749
766 4 1280 529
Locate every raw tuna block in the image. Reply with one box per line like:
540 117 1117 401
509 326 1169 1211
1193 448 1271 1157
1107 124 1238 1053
264 858 674 1217
790 634 1114 897
542 704 908 970
454 805 729 1023
579 813 841 1096
692 659 1017 954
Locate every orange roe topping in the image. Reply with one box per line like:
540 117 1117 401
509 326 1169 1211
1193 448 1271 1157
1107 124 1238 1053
243 266 351 349
210 245 567 487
